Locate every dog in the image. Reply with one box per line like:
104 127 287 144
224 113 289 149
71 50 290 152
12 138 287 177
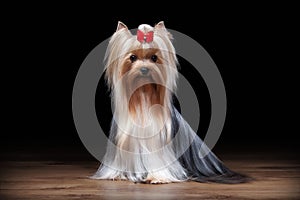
92 21 249 184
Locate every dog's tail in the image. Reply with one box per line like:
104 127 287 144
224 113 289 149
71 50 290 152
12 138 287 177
172 108 252 184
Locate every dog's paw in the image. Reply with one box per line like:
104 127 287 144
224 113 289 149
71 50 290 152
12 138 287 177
143 177 171 184
150 179 170 184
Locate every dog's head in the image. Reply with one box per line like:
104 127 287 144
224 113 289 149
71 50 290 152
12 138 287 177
105 21 178 92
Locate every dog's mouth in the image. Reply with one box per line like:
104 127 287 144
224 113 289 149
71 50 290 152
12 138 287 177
132 74 153 86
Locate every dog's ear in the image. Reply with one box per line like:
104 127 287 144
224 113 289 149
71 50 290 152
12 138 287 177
116 21 128 32
155 21 167 31
155 21 173 40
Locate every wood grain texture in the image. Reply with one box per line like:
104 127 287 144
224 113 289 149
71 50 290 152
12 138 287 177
1 155 299 200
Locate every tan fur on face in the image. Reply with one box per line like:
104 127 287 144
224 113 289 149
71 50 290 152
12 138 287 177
120 48 164 77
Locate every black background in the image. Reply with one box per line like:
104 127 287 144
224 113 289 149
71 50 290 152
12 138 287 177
2 5 298 160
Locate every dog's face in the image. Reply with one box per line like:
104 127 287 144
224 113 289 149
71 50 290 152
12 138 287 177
121 47 167 114
121 48 165 87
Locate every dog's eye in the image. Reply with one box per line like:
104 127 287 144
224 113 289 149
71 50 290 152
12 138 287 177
151 55 158 62
130 55 137 62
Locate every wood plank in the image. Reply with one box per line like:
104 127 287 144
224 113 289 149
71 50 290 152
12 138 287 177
0 157 299 199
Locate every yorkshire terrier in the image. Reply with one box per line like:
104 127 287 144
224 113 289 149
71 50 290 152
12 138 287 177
92 21 249 184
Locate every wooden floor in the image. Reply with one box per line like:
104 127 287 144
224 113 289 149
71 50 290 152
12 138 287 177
0 153 299 200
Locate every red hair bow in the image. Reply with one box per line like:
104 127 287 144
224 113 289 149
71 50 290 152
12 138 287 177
137 30 154 43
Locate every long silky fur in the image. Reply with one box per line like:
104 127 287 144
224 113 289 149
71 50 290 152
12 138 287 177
171 108 250 183
91 22 250 184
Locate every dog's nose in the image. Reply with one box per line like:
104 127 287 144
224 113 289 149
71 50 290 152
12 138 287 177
140 67 149 75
